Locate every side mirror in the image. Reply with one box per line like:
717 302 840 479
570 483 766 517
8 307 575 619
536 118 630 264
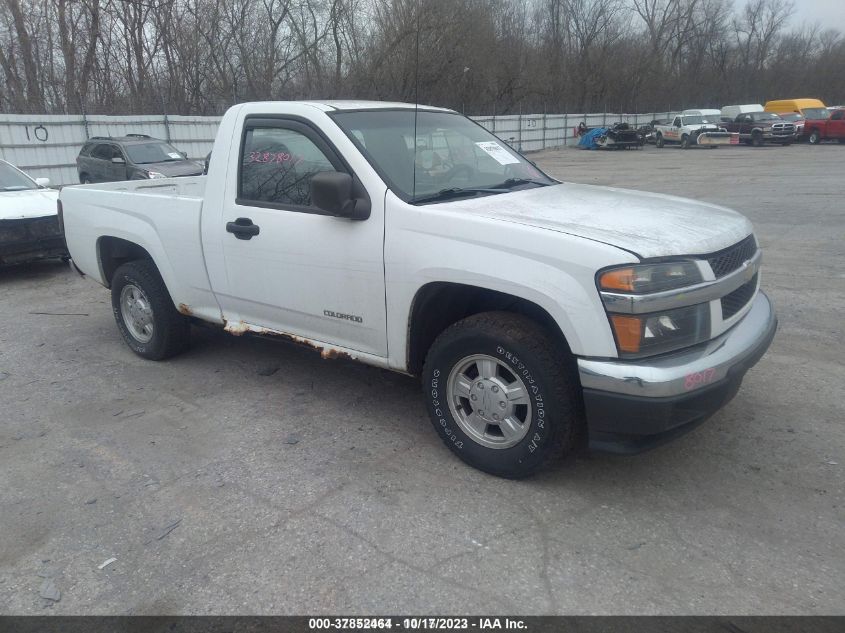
35 177 51 187
310 171 369 220
111 157 125 164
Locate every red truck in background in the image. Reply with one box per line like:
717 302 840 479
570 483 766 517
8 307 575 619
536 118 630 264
803 109 845 144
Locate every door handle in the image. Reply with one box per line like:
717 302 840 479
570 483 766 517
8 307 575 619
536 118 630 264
226 217 260 240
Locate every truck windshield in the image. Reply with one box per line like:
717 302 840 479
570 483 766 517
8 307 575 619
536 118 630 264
802 108 830 120
331 109 554 203
0 161 38 191
125 142 186 164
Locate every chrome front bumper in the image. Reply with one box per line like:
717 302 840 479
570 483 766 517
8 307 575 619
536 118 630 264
578 291 777 452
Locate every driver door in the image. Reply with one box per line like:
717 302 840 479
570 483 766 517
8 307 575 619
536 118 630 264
668 117 682 141
211 117 388 357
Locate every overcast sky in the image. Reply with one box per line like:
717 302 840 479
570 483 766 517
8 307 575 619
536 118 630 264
773 0 845 32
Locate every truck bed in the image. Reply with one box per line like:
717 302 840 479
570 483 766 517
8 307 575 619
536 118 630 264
61 176 222 323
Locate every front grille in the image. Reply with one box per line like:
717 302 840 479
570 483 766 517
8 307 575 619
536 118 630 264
706 235 757 278
722 273 758 319
771 123 794 136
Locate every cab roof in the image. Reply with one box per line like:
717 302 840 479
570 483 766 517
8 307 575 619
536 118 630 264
245 100 455 113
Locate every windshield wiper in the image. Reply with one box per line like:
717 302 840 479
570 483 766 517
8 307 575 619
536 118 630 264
411 187 508 205
489 177 552 189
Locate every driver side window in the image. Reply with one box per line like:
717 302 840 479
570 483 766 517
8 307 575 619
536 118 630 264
239 125 336 208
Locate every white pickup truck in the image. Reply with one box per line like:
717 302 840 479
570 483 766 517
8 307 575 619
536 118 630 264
60 100 777 478
654 114 732 148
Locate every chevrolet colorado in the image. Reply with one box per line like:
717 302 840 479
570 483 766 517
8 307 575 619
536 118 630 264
60 101 777 478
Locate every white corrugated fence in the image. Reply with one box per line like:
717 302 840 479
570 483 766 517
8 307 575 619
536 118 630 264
0 110 678 186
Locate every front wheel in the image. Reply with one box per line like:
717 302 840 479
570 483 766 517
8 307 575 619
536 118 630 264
809 130 821 145
422 312 581 478
751 131 763 147
680 135 691 149
111 260 190 360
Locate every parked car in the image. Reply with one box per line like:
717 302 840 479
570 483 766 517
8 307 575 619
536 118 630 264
802 108 845 144
720 111 794 146
764 98 828 121
60 100 776 478
682 108 723 120
720 104 764 122
654 114 732 148
776 112 806 139
0 159 67 266
76 134 204 184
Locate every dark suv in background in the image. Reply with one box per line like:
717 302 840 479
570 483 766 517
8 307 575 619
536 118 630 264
76 134 204 183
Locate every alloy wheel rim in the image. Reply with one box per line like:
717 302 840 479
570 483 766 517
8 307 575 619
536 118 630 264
120 284 154 343
446 354 532 449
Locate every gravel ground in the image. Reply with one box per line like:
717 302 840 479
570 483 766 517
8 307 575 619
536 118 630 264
0 142 843 615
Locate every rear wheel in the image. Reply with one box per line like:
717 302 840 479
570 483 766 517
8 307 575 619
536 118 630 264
655 133 665 148
111 260 190 360
422 312 581 478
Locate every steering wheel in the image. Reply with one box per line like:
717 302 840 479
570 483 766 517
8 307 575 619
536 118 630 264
444 164 475 183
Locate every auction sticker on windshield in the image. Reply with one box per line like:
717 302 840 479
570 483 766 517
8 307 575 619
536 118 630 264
475 142 519 165
167 152 182 159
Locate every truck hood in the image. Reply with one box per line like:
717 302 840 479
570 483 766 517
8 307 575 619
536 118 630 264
440 183 752 259
142 160 204 177
0 188 59 220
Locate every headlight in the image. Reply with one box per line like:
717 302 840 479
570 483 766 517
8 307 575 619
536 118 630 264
599 261 709 358
609 303 710 358
147 171 166 179
599 261 702 294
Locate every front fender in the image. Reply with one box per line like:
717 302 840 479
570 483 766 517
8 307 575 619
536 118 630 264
384 206 637 370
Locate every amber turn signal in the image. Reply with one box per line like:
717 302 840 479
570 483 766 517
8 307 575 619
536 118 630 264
599 268 636 291
610 315 642 353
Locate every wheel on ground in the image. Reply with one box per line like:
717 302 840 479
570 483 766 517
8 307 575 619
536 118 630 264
680 135 691 149
751 131 763 147
110 260 190 360
80 174 91 184
422 312 581 478
808 130 821 145
655 133 665 148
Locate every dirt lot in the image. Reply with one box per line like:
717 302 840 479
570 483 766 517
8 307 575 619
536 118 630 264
1 143 843 615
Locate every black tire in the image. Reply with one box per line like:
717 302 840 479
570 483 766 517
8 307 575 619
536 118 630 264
680 135 691 149
751 131 763 147
110 260 189 360
655 133 665 148
422 312 581 478
79 174 91 184
809 130 821 145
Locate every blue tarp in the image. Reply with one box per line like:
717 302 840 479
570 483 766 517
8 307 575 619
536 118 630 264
577 127 608 150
